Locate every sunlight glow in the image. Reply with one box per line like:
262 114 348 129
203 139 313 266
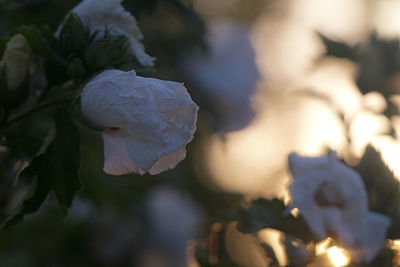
316 238 350 267
315 238 332 255
393 240 400 247
390 240 400 265
327 246 350 267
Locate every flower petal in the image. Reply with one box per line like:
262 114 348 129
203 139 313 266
354 212 391 262
288 151 334 177
82 69 198 175
103 130 190 175
289 171 328 239
149 146 187 175
102 130 140 175
72 0 155 66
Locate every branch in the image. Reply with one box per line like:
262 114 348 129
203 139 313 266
0 96 64 132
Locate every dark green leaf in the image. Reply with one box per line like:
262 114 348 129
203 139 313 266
0 36 9 58
123 0 158 18
2 110 81 228
195 239 242 267
2 112 55 159
318 33 358 61
355 145 400 239
259 241 280 267
67 57 86 82
235 198 315 243
356 33 400 96
14 25 54 59
59 12 90 56
0 64 30 110
84 34 129 70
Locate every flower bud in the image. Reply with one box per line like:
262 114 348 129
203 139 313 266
1 34 35 91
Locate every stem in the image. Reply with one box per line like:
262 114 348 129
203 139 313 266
0 96 64 132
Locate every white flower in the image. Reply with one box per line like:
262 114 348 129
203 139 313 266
81 69 198 175
181 20 260 131
146 185 204 247
71 0 155 66
141 185 204 267
288 151 391 262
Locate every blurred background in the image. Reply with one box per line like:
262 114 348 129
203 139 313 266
1 0 400 266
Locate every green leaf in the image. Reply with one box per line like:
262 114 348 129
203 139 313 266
318 33 358 61
59 12 90 56
195 238 242 267
355 145 400 239
2 110 81 228
356 33 400 96
2 112 55 159
123 0 158 18
234 198 316 243
67 57 86 82
0 64 30 110
14 25 54 59
84 33 129 70
259 241 280 267
0 36 9 58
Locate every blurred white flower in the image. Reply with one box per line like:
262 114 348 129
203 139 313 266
1 34 35 90
181 20 260 131
288 151 391 262
142 185 204 267
81 69 198 175
72 0 155 66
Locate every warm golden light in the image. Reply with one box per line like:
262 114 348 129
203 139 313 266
393 240 400 247
316 238 333 255
315 239 350 267
390 240 400 265
327 246 350 267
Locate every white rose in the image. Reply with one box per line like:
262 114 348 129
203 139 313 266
81 69 198 175
287 151 391 262
71 0 155 66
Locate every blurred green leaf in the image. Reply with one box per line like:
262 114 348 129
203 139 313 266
14 25 54 59
356 34 400 96
355 145 400 239
0 64 30 110
318 33 358 61
0 66 29 110
195 239 242 267
259 241 280 267
137 0 206 75
0 36 9 58
2 110 81 228
13 24 67 86
124 0 158 18
318 32 400 96
84 34 129 70
59 12 90 56
66 57 86 82
2 112 55 159
227 198 315 244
